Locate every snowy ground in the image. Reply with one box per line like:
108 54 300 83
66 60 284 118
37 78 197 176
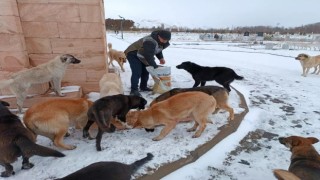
1 32 320 180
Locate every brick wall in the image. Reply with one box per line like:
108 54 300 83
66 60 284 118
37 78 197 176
0 0 108 95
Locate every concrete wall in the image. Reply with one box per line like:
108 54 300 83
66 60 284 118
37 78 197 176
0 0 107 95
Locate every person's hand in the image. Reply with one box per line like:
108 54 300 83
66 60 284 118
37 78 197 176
159 58 166 65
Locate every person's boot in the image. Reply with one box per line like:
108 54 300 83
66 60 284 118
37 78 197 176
140 87 152 92
130 89 142 97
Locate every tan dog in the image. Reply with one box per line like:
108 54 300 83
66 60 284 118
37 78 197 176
149 86 234 121
99 72 124 97
23 98 93 150
0 54 81 113
275 136 320 180
126 91 216 141
108 43 127 72
295 53 320 77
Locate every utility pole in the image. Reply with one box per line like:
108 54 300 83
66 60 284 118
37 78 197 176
119 15 125 39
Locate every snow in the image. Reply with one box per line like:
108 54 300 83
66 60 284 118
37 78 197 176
1 32 320 180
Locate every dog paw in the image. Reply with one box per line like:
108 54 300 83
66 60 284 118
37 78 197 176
82 131 89 138
1 171 15 177
152 137 162 141
22 162 34 170
228 117 234 121
66 145 77 150
187 128 196 132
192 134 200 138
88 135 96 140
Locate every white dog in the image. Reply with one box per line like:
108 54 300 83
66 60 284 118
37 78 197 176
0 54 81 113
99 71 124 97
295 53 320 77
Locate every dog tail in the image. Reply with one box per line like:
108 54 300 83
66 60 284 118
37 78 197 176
273 169 301 180
107 43 112 49
234 73 244 80
0 79 14 89
130 153 154 173
14 136 65 158
94 110 116 133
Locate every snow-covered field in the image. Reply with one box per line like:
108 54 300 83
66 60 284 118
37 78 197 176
1 32 320 180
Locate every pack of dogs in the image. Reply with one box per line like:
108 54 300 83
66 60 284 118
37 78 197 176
0 48 319 179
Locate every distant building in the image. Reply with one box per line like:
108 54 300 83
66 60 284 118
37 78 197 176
256 32 264 41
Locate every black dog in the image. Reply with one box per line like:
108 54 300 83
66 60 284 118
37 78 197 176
56 153 153 180
83 94 147 151
0 100 65 177
176 61 244 91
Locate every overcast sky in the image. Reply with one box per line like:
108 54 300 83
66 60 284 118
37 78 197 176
104 0 320 29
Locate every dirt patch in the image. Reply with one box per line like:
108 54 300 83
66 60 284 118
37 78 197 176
223 129 279 167
207 166 237 180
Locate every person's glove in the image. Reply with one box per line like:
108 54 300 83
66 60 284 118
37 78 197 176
146 66 155 73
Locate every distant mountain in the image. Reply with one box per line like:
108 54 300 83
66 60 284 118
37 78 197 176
134 19 167 28
133 19 185 29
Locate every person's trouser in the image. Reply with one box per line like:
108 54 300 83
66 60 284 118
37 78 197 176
127 51 149 91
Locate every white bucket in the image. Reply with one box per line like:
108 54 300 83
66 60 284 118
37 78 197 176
146 66 171 94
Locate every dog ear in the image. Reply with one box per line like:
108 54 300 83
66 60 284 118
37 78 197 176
126 111 138 125
303 54 309 58
307 137 319 144
290 138 301 147
60 54 68 63
0 101 10 107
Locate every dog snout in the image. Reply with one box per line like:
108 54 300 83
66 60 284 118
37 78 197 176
72 58 81 64
106 124 116 133
138 105 145 110
176 65 182 69
279 137 286 144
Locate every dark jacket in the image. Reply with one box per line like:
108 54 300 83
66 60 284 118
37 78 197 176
124 30 170 68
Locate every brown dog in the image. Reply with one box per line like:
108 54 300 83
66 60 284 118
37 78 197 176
23 98 93 150
56 153 153 180
0 100 65 177
127 91 216 141
83 94 147 151
150 86 234 121
108 43 127 72
277 136 320 180
295 53 320 77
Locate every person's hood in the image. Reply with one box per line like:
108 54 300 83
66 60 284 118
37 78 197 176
151 30 170 48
